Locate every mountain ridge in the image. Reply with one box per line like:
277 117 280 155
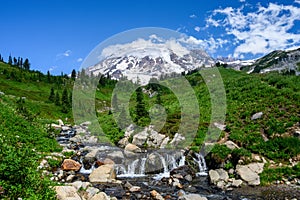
219 47 300 75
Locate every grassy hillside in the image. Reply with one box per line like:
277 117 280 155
94 67 300 184
0 61 74 121
0 95 62 199
0 61 71 199
0 58 300 199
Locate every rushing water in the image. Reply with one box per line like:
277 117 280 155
194 152 208 176
57 128 208 180
56 128 300 200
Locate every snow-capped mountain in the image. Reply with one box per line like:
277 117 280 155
87 38 215 84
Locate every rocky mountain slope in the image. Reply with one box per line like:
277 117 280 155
222 47 300 75
87 40 215 84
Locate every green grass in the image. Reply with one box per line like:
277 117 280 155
1 59 300 193
0 96 61 199
0 62 74 121
260 163 300 185
94 68 300 163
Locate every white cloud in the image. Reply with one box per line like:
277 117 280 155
295 0 300 4
206 2 300 58
77 58 83 62
239 0 246 2
63 50 72 57
178 36 228 54
194 26 201 32
48 66 58 72
149 34 164 42
190 14 197 18
100 38 190 60
56 50 72 60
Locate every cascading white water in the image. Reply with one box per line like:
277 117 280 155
158 153 168 173
117 158 147 178
179 155 185 167
128 159 139 174
169 156 177 169
79 157 95 174
117 152 187 179
79 165 95 174
194 153 208 176
139 157 147 175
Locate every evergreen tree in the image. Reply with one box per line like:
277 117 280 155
47 71 51 83
69 92 72 108
61 88 69 113
17 57 20 67
8 55 12 65
20 58 23 68
54 91 60 106
135 87 147 122
23 58 30 70
156 91 162 105
13 57 17 66
48 87 55 102
71 69 76 80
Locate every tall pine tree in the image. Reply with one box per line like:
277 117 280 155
61 88 69 113
23 58 30 70
8 55 12 65
135 87 148 122
47 71 51 83
71 69 76 80
48 87 55 102
55 91 60 106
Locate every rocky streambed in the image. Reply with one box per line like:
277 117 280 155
41 121 300 200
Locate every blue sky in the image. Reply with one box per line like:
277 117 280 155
0 0 300 74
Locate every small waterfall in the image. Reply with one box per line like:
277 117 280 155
169 156 177 169
117 152 187 180
117 158 147 178
194 153 208 176
127 159 139 174
139 157 147 175
179 155 185 166
158 153 168 173
79 165 95 174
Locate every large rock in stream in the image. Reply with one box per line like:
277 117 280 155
89 164 116 183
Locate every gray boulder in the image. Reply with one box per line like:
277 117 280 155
90 192 110 200
209 170 220 184
224 140 239 150
236 163 264 186
147 131 166 148
106 151 124 164
170 133 185 146
89 164 116 183
179 194 208 200
232 179 243 187
132 130 148 147
54 186 81 200
251 112 263 120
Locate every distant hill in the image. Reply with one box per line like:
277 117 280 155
221 47 300 75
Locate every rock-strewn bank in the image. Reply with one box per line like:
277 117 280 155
38 120 300 200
